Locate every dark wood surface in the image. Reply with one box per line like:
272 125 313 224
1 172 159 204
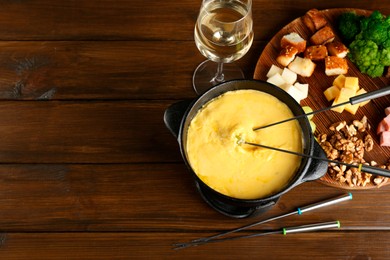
1 0 390 259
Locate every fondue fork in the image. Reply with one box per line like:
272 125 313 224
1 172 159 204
253 86 390 130
173 221 340 249
243 141 390 177
173 193 351 248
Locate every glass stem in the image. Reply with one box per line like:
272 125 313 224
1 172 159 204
212 62 225 83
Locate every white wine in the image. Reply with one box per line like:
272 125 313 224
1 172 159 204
194 0 253 63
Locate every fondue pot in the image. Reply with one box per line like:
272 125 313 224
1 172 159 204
164 80 328 218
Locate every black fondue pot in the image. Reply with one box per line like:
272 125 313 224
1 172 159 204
164 80 328 218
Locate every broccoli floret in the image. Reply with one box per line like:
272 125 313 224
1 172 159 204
348 39 385 77
381 48 390 66
338 12 363 43
360 10 390 46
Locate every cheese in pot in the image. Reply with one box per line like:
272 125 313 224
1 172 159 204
186 89 303 200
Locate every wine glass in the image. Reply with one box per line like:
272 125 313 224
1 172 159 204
193 0 254 95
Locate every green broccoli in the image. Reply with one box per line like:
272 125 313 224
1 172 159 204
381 48 390 66
348 39 385 77
337 12 363 43
360 10 390 46
339 10 390 77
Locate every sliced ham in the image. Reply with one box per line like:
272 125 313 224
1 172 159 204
377 120 387 134
385 106 390 116
382 114 390 131
380 131 390 146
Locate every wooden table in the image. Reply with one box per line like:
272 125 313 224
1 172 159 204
1 0 390 259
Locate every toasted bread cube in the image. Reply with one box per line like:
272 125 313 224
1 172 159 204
267 73 286 87
281 32 307 53
310 26 335 45
266 64 283 78
302 9 328 33
356 88 369 107
331 87 356 113
288 56 316 77
344 77 359 92
276 46 299 67
325 56 348 76
304 45 328 61
323 86 340 101
333 74 346 89
281 68 298 84
327 41 349 58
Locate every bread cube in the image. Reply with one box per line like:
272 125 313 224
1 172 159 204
310 26 335 45
288 56 316 77
280 32 307 53
276 46 299 67
325 56 348 76
304 45 328 61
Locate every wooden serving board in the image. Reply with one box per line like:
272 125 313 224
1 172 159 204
254 8 390 189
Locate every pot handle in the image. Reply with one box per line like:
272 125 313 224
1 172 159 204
301 140 328 182
163 99 193 140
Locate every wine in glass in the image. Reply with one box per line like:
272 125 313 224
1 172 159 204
193 0 254 95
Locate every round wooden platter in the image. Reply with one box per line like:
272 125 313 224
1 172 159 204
254 8 390 189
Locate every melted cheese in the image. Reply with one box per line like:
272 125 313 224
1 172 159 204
186 89 303 200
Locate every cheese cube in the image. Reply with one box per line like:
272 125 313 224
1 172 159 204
331 87 355 113
266 64 283 78
344 77 359 92
345 103 360 115
333 74 346 89
294 82 309 100
282 84 306 103
323 86 340 101
267 73 286 87
281 68 298 85
356 88 369 107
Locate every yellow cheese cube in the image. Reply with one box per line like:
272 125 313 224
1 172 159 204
344 77 359 92
345 103 360 115
331 87 356 113
333 74 346 89
323 86 340 101
356 88 369 107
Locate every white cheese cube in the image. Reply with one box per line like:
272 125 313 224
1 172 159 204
281 68 297 85
266 73 286 87
293 82 309 100
283 84 305 103
266 64 283 78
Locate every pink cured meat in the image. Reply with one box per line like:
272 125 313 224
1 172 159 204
385 106 390 116
380 131 390 146
382 114 390 131
377 120 387 134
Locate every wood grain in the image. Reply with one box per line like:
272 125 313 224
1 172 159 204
254 8 390 189
0 231 389 259
0 163 389 231
0 41 263 100
0 0 390 258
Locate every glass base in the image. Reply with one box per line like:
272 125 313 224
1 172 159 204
192 60 245 95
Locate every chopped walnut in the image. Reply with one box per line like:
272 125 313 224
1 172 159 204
317 117 388 187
